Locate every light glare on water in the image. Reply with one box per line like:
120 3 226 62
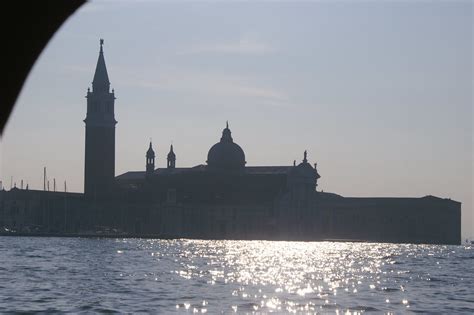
0 237 473 313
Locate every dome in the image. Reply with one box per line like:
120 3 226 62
207 122 246 170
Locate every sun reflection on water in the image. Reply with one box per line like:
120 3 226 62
1 237 471 313
149 240 427 313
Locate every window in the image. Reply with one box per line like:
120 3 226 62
167 189 176 204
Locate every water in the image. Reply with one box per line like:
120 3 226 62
0 237 473 313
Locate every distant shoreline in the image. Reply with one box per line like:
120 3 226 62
0 233 464 245
0 232 176 239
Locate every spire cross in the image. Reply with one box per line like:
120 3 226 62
226 120 229 129
303 150 308 163
100 38 104 52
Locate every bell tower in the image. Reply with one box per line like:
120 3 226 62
146 141 155 176
84 39 117 199
167 144 176 169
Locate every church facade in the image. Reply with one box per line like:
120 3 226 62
0 40 461 244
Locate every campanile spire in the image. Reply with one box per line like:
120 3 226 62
92 38 110 93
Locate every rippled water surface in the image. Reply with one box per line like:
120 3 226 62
0 237 473 313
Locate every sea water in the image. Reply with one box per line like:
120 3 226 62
0 237 473 313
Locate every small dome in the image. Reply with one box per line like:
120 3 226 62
207 122 246 170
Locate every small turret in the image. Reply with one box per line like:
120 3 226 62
146 141 155 176
167 144 176 169
314 162 321 189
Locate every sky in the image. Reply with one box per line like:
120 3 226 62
1 0 472 238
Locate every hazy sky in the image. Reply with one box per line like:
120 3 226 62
1 0 472 238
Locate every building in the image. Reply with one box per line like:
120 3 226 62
84 39 117 199
0 40 462 244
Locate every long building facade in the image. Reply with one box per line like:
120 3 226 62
0 40 461 244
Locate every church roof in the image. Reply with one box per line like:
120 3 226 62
245 166 292 174
115 171 146 180
115 166 206 180
115 165 292 181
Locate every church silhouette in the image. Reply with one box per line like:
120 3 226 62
0 40 461 244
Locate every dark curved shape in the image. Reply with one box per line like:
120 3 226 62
1 0 85 134
207 141 246 170
207 124 246 170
